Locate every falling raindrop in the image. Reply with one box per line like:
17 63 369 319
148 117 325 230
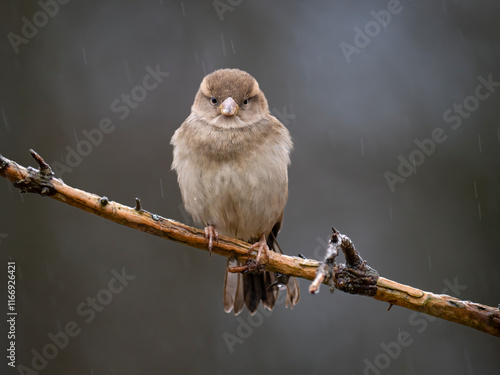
201 59 207 76
180 1 185 15
360 138 364 156
1 108 9 130
160 178 164 198
82 47 87 65
221 33 226 56
463 348 473 375
5 179 13 193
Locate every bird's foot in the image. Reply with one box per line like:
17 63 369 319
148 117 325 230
226 234 269 274
246 234 269 271
204 225 219 257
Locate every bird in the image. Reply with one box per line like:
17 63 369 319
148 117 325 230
171 68 299 315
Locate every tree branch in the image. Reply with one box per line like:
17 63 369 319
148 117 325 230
1 150 499 338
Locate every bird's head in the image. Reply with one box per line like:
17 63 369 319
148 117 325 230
191 68 269 128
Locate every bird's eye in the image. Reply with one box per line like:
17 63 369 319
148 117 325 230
210 97 217 104
243 98 249 105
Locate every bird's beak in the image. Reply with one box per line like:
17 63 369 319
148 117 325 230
219 97 239 116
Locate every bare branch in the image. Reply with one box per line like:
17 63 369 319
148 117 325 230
1 150 499 338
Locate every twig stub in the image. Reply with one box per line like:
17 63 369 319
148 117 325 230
0 154 8 171
12 166 56 196
309 228 379 296
29 149 54 177
135 198 142 211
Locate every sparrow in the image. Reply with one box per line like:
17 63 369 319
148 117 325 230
171 68 299 314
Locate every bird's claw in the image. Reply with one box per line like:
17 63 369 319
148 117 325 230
227 264 249 273
204 225 219 256
248 234 270 266
269 272 290 288
227 259 265 274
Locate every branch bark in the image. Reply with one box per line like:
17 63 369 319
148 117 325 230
1 150 499 338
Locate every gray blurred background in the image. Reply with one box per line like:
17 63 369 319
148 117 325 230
1 1 499 374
